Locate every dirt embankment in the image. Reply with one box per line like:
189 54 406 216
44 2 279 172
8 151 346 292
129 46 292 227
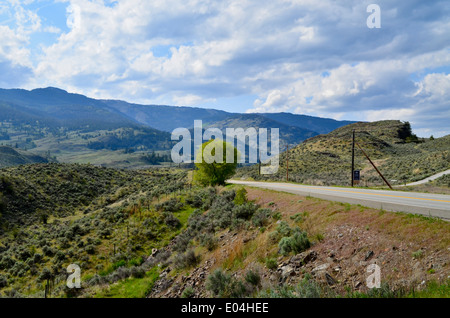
149 187 449 298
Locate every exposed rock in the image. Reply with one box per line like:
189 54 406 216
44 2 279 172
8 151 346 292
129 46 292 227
290 251 318 267
280 265 295 278
312 263 330 274
152 248 158 257
364 251 374 261
325 273 336 286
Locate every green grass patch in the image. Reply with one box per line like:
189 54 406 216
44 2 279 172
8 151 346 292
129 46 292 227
407 280 450 298
95 267 160 298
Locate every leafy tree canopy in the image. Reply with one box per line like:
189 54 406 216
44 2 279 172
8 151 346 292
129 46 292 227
194 139 240 186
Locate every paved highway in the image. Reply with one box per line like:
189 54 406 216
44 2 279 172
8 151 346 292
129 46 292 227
229 180 450 220
399 169 450 187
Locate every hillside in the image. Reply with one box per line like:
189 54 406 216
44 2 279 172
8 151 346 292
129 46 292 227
104 100 356 134
0 88 139 131
235 120 450 187
0 164 448 298
0 146 50 169
103 100 232 133
207 113 318 147
259 113 356 135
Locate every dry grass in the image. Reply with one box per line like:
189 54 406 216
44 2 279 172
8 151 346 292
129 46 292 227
246 187 450 251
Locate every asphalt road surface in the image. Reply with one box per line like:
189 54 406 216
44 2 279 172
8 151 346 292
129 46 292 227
399 169 450 187
229 180 450 220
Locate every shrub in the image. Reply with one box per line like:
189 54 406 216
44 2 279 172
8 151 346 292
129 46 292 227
276 221 292 237
42 246 55 257
290 213 303 223
0 193 5 214
234 188 247 205
85 244 96 255
279 229 310 256
163 213 181 228
252 208 272 227
39 267 53 282
17 248 32 261
173 250 200 269
109 267 132 283
32 253 42 264
55 250 66 261
232 202 257 220
0 256 14 270
290 229 311 253
296 274 322 298
245 269 261 286
272 211 282 220
206 269 231 297
266 258 277 270
155 198 184 212
206 268 252 298
181 286 195 298
131 266 145 279
199 233 217 251
0 275 8 288
173 232 192 253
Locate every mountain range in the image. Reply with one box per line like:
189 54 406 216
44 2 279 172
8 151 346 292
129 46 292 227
0 87 357 168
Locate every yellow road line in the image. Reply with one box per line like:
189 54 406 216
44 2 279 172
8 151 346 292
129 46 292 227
258 183 450 203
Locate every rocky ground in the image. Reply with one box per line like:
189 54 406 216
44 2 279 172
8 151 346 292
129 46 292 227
148 188 449 298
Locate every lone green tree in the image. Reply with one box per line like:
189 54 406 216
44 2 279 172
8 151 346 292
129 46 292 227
194 139 240 186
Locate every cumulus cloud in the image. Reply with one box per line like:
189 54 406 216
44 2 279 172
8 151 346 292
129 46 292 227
0 0 449 136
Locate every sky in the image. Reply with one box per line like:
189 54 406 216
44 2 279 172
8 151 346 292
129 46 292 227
0 0 449 137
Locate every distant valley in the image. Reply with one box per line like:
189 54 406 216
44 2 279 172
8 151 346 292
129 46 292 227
0 87 355 169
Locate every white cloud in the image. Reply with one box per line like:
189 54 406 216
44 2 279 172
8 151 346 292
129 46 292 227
0 0 449 136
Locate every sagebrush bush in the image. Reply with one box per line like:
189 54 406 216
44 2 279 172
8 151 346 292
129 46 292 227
206 269 248 298
181 286 195 298
279 228 310 256
173 250 200 269
266 258 277 270
245 269 261 287
0 275 7 288
163 213 181 228
232 202 257 220
131 266 145 279
251 208 272 227
155 198 184 213
173 232 192 253
296 274 322 298
199 233 217 251
276 221 292 237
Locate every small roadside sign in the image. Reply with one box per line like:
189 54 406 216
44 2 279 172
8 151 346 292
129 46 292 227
354 170 361 181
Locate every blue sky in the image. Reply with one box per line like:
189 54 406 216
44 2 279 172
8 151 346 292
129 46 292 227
0 0 449 137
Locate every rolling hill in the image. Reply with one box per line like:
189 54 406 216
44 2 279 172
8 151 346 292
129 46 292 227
205 113 318 147
235 120 450 187
259 112 356 135
0 146 50 169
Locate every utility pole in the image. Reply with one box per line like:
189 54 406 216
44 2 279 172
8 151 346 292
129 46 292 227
286 145 289 182
351 129 355 187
